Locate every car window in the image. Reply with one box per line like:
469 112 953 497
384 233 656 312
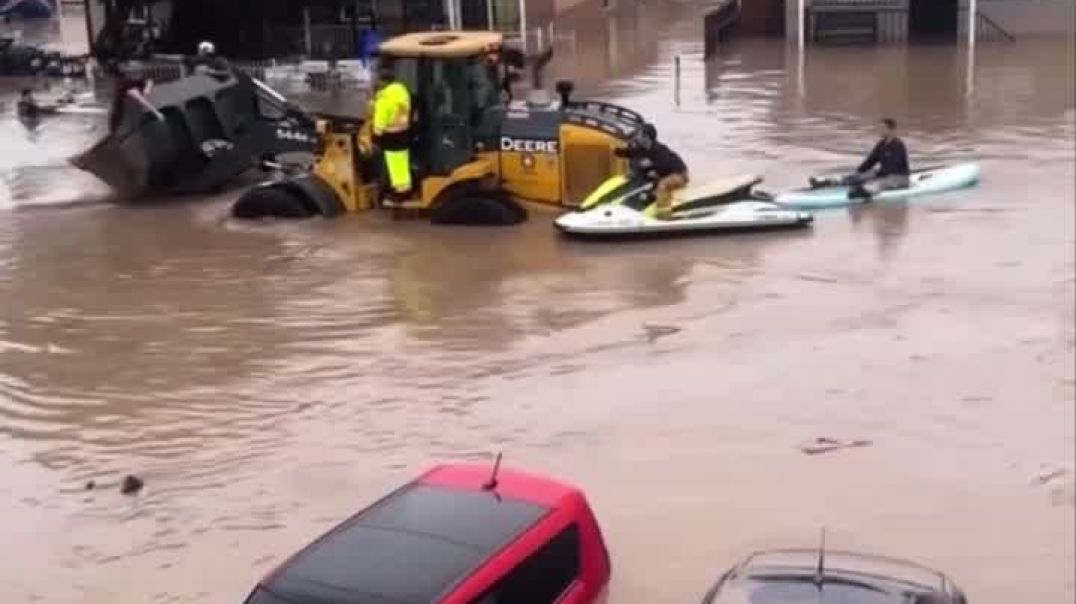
470 524 580 604
747 578 902 603
243 587 292 604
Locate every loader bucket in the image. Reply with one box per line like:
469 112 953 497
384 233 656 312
70 110 175 196
71 70 319 199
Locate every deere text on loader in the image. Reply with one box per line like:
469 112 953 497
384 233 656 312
230 31 647 226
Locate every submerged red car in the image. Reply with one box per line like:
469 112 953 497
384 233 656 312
244 462 611 604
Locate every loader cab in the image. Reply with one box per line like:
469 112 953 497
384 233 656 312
379 32 505 178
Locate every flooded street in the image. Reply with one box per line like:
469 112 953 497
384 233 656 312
1 6 1074 603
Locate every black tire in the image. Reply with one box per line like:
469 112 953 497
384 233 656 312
285 175 346 218
231 185 317 219
430 195 528 226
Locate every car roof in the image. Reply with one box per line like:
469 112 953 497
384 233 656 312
707 549 955 604
259 464 577 604
742 549 950 589
417 463 582 507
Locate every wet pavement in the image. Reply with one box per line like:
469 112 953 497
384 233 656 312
1 5 1074 603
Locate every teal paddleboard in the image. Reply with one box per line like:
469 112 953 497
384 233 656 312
775 163 981 209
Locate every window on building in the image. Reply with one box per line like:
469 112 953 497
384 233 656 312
470 524 581 604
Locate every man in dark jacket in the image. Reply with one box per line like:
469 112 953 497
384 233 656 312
616 123 689 219
849 117 910 198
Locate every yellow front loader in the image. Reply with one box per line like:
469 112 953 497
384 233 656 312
231 31 648 226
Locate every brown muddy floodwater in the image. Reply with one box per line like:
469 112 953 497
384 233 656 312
1 11 1074 604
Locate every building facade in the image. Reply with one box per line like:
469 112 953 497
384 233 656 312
773 0 1075 43
81 0 556 60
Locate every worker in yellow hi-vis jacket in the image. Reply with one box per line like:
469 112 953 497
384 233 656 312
372 61 413 201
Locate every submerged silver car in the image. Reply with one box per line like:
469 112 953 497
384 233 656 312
702 549 968 604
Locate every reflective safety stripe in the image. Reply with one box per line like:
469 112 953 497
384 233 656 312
383 149 412 193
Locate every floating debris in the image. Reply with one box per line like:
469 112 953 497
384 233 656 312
642 323 681 343
84 480 95 491
120 474 144 495
799 437 872 456
1034 467 1069 486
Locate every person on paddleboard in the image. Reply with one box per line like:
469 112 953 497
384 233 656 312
616 123 689 220
814 117 910 200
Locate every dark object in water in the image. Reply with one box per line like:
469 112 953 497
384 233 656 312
642 323 682 343
71 68 320 199
85 480 96 491
799 437 872 455
120 474 144 495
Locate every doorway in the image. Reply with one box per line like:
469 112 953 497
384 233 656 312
909 0 958 40
740 0 785 36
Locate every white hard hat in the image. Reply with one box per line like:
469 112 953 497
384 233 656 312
197 41 215 56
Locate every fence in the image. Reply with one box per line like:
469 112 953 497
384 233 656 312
704 0 741 58
94 56 328 86
263 25 368 60
973 10 1015 42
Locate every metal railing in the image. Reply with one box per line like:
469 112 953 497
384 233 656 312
262 21 565 59
95 57 301 85
976 11 1015 43
264 24 367 60
704 0 741 58
810 0 905 8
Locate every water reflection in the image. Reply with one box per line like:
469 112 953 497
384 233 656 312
847 201 910 260
0 197 792 470
548 0 697 91
698 36 1074 151
333 216 793 350
0 207 294 461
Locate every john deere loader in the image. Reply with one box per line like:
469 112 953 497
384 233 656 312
230 31 653 225
72 31 648 226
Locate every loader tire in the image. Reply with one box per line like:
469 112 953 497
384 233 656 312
430 195 527 226
231 184 317 219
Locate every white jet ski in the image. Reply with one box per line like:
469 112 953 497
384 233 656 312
555 173 813 239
